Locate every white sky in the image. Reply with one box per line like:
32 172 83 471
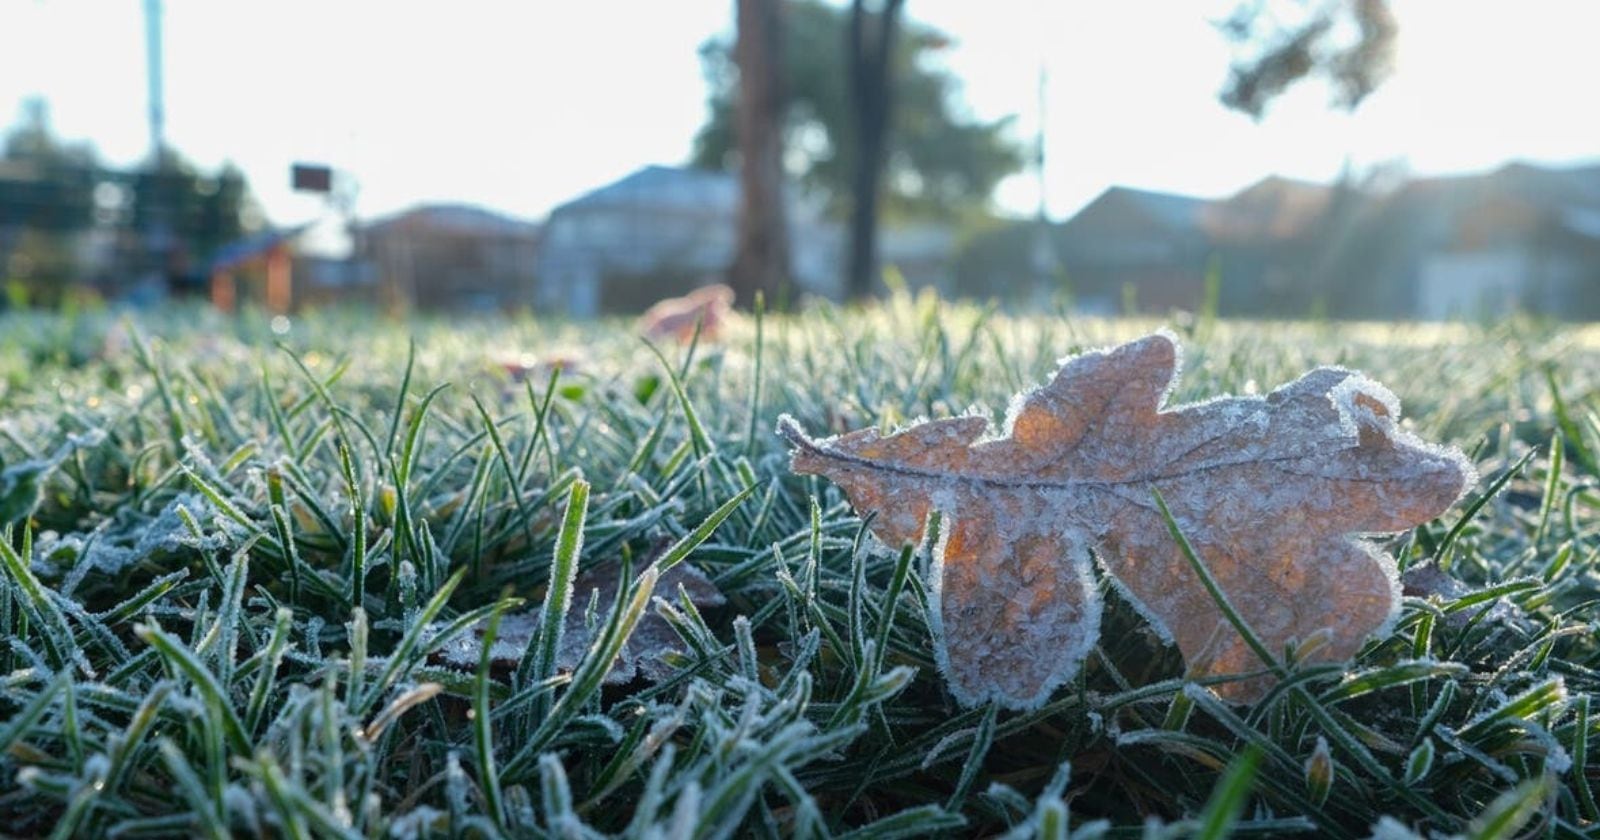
2 0 1597 227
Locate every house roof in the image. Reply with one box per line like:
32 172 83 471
365 203 540 237
1382 160 1600 248
1487 161 1600 202
1396 161 1600 207
1108 187 1210 230
1055 161 1600 261
211 222 314 272
555 165 741 215
1203 176 1333 241
1055 186 1211 245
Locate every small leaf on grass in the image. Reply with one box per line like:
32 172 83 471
638 284 735 344
782 332 1472 707
436 562 725 685
1404 738 1435 784
1402 564 1529 627
1304 736 1333 806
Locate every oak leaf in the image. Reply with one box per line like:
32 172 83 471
779 331 1472 707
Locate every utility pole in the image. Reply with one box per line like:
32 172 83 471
1035 63 1049 227
142 0 173 292
144 0 166 161
1029 57 1062 305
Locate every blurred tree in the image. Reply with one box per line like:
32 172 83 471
2 229 81 308
695 0 1023 297
0 101 98 305
1218 0 1398 118
844 0 901 301
0 100 98 233
1 101 260 301
129 153 258 276
726 0 793 306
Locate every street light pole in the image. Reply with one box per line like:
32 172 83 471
144 0 165 162
141 0 174 297
1030 44 1062 306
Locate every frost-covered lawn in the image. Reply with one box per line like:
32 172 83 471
1 298 1597 837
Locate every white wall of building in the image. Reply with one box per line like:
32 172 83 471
1416 249 1528 320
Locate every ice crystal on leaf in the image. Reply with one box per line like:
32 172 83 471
779 331 1472 708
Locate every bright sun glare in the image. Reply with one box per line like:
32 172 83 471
1 0 1596 227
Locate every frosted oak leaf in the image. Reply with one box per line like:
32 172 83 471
778 332 1472 708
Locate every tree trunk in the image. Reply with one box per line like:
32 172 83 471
845 0 903 300
728 0 792 308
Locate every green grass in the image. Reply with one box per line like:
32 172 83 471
1 294 1598 838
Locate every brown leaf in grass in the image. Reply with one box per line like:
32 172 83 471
493 348 587 383
779 331 1472 707
436 562 724 683
638 284 736 343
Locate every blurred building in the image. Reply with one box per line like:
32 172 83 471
209 217 374 312
209 224 307 313
534 164 958 316
362 204 541 313
1364 162 1600 320
1053 186 1211 313
535 165 833 316
880 222 961 296
2 133 268 308
1200 176 1349 317
1041 160 1600 320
